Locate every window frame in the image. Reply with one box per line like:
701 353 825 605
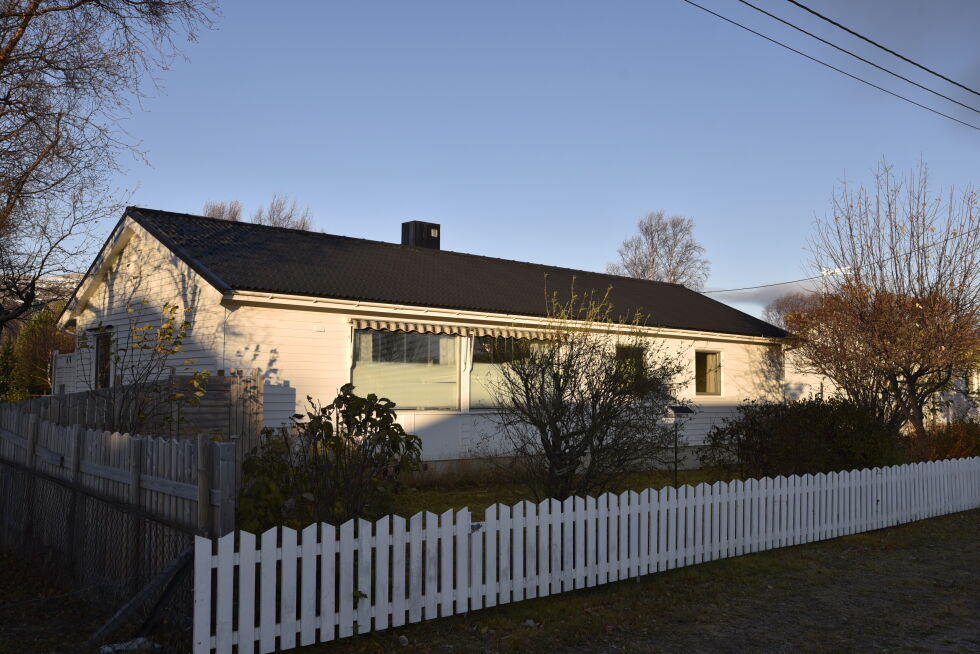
350 328 461 411
695 349 723 396
91 327 114 390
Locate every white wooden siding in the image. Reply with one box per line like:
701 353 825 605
68 221 224 392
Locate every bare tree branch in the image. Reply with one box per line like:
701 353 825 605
0 0 215 333
202 193 315 231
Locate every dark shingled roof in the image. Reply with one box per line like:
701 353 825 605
127 207 786 338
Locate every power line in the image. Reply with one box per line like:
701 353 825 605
703 275 820 294
705 223 980 295
678 0 980 132
736 0 980 116
785 0 980 99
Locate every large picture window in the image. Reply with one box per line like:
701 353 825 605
352 330 458 410
470 336 536 409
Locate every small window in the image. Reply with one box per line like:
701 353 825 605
615 345 646 393
695 351 721 395
966 370 980 395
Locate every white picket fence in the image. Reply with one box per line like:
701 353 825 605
194 457 980 654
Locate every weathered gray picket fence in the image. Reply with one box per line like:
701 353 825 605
0 403 237 536
194 457 980 654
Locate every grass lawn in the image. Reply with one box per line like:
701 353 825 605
297 508 979 654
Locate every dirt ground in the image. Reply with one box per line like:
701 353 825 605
0 549 110 654
0 509 977 653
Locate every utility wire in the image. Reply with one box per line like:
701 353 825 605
737 0 980 116
704 223 980 294
678 0 980 132
785 0 980 99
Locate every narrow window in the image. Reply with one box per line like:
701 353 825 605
352 329 458 410
695 351 721 395
95 331 112 389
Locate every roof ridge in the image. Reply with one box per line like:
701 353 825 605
126 205 691 292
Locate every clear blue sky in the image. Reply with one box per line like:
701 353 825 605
113 0 980 317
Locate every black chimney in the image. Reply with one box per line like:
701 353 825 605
401 221 441 249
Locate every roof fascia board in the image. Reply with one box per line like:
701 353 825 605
58 216 136 328
223 289 783 345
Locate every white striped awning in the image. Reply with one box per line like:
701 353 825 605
349 319 544 340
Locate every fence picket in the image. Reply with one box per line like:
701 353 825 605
259 527 278 652
596 494 609 582
238 531 256 652
355 520 372 633
280 527 298 650
455 509 470 615
496 504 510 605
536 499 550 598
511 502 524 602
320 522 337 641
477 507 491 610
439 510 453 617
338 521 355 638
375 516 390 631
216 533 234 654
300 524 318 645
391 517 406 628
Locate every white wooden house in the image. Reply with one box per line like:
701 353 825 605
55 207 789 462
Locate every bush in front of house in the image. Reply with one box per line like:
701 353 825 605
237 384 422 532
910 421 980 462
699 396 907 478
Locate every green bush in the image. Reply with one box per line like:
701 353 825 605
237 384 422 532
699 397 907 478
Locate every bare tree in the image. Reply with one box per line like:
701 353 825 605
201 193 314 230
607 211 711 290
251 193 314 230
791 161 980 439
202 199 243 222
0 0 214 334
479 287 684 500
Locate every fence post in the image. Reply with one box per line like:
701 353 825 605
65 425 85 579
197 434 212 536
25 413 39 469
214 441 237 537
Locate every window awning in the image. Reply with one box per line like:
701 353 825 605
350 318 544 340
